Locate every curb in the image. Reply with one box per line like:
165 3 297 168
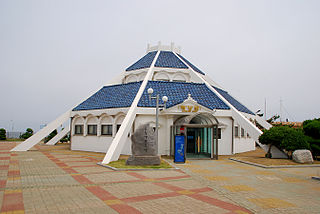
229 158 320 169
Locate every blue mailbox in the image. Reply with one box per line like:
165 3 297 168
174 135 185 163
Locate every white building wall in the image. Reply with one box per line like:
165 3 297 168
233 122 256 154
217 117 233 155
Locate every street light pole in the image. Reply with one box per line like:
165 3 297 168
155 94 159 154
148 88 168 155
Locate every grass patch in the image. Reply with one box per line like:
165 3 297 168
107 159 173 169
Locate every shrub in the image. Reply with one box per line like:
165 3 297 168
303 119 320 159
280 129 309 152
0 128 6 140
259 126 310 158
44 129 57 143
303 119 320 139
21 128 34 139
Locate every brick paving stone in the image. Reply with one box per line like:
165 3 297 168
103 182 172 198
174 159 320 214
0 142 258 213
133 170 187 179
72 166 112 174
130 195 229 214
161 179 205 190
84 172 140 183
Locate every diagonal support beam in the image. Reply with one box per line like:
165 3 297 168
46 126 70 146
11 111 71 151
101 51 160 164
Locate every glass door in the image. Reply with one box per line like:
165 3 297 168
186 128 212 158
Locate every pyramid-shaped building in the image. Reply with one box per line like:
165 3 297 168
13 43 285 163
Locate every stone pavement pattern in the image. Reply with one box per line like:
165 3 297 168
175 158 320 214
0 142 251 214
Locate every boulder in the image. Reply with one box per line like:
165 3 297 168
292 150 313 164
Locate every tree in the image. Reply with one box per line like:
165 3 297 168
303 118 320 159
44 129 58 143
21 128 34 139
280 129 309 154
303 119 320 139
259 126 310 158
0 128 6 140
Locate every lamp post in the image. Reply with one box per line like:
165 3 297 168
147 88 168 154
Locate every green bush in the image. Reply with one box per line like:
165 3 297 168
303 119 320 159
280 129 309 151
44 129 57 143
21 128 34 139
0 128 6 140
303 119 320 139
259 126 310 158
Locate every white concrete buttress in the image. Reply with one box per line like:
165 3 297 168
46 126 70 145
11 111 71 151
101 51 161 164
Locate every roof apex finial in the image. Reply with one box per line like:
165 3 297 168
146 42 181 54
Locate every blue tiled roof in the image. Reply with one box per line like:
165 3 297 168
73 82 142 111
177 54 205 75
213 86 255 115
73 81 231 111
138 81 230 110
126 51 157 71
154 51 188 69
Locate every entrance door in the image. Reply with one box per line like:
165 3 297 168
186 128 212 158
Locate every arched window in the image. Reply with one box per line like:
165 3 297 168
86 116 98 136
73 116 84 135
100 115 113 136
115 114 125 134
172 73 187 82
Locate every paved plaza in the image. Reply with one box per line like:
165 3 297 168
0 142 319 213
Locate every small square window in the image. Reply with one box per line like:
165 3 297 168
235 126 239 137
101 125 112 136
241 128 245 137
87 125 97 135
75 125 83 135
214 128 222 139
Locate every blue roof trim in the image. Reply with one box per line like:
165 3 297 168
73 82 142 111
138 81 230 110
177 54 205 75
213 86 255 115
154 51 188 69
126 51 157 71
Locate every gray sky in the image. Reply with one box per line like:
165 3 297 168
1 0 320 132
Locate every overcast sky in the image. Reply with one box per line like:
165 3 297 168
1 0 319 132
